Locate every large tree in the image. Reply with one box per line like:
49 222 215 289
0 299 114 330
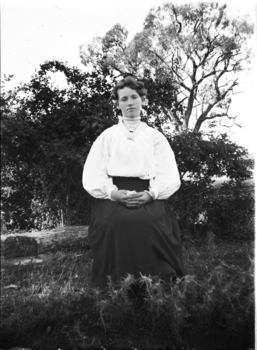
1 61 116 230
80 2 254 133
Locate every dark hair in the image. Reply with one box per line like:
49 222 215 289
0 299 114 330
111 76 147 107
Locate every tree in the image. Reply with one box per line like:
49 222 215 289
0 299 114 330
1 76 39 230
1 61 254 240
80 2 254 133
1 61 116 230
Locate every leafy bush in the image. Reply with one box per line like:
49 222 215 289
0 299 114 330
206 181 254 241
1 63 115 230
1 63 254 239
169 132 254 242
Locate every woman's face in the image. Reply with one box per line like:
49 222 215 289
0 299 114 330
117 87 142 119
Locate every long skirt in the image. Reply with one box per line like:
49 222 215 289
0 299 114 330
88 177 184 290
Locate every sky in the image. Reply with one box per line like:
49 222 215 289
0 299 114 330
1 0 256 154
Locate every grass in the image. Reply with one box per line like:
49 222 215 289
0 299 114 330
0 236 254 350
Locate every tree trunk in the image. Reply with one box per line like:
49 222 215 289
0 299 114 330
1 226 89 259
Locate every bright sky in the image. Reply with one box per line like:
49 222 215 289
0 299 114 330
1 0 256 154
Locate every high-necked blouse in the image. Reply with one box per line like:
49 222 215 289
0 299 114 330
82 119 181 200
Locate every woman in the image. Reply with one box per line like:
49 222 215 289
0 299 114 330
82 76 184 292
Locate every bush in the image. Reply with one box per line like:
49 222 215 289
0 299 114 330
206 181 254 241
168 132 254 242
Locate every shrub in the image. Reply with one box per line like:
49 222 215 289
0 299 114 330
206 181 254 241
169 132 254 242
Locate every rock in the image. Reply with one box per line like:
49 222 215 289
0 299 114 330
1 226 89 259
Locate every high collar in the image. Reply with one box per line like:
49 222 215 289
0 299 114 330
119 116 141 126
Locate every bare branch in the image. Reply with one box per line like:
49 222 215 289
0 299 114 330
232 91 244 95
172 6 182 34
178 96 188 104
192 102 202 109
196 53 225 87
162 106 183 126
226 114 243 128
193 19 201 34
219 118 233 130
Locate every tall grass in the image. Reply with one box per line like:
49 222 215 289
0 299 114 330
1 238 254 350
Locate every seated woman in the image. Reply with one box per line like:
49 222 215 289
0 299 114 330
82 76 184 295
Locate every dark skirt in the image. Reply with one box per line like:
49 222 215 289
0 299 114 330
88 177 184 289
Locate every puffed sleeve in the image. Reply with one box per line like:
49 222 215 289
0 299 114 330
149 132 181 200
82 131 118 199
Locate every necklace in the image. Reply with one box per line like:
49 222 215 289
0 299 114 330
122 120 141 141
123 120 141 133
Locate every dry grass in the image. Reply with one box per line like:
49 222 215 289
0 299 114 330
0 237 254 350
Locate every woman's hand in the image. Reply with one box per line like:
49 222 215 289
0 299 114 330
111 190 152 207
126 191 152 207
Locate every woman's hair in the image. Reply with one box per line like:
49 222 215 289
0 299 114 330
111 76 147 107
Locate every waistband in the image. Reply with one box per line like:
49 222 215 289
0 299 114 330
112 177 149 192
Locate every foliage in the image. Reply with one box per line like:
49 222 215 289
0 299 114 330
1 61 254 239
168 131 254 240
140 76 184 133
1 61 116 230
1 78 39 230
171 131 253 181
80 2 254 132
1 241 254 349
205 181 254 241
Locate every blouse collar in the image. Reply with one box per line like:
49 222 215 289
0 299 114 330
118 118 145 141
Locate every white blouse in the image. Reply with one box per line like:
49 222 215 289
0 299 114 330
82 119 181 200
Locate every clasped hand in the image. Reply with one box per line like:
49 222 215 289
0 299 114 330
111 190 152 207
